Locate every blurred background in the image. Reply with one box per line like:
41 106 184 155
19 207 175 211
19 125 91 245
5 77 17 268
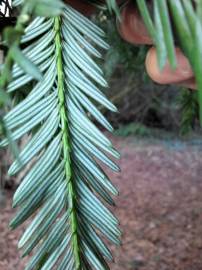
1 13 202 270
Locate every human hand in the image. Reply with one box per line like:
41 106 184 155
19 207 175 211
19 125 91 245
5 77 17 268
65 0 196 89
118 1 196 89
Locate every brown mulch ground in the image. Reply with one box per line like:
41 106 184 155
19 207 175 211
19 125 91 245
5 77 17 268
1 136 202 270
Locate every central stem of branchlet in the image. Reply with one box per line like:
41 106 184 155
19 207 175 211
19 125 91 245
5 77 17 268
54 16 81 270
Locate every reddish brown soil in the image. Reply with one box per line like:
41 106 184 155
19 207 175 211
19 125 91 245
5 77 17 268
1 136 202 270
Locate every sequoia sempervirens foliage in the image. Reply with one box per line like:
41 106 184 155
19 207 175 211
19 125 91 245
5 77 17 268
0 0 121 269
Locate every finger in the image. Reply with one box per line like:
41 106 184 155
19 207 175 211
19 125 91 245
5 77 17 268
118 1 152 45
145 47 194 85
65 0 95 15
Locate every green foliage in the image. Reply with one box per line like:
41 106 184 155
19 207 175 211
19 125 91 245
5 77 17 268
96 14 184 134
93 10 148 90
1 0 202 269
114 123 151 137
10 44 42 80
0 0 63 157
32 0 64 17
99 15 147 79
177 89 199 135
0 0 121 269
105 0 120 18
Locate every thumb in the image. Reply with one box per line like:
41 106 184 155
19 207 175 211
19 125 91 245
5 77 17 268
146 47 194 85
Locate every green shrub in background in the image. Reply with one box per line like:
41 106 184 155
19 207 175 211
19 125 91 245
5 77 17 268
177 89 199 136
